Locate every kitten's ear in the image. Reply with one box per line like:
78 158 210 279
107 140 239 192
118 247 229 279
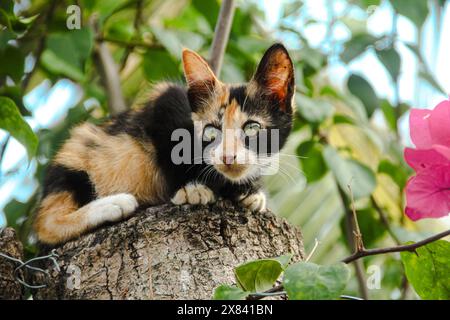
250 43 295 109
182 48 218 87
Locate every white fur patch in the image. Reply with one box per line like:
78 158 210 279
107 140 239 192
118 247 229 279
171 183 215 205
86 193 139 227
240 191 267 212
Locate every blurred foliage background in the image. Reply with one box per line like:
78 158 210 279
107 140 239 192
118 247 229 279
0 0 449 299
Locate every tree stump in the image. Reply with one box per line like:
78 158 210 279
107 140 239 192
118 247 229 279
0 228 25 300
33 202 304 300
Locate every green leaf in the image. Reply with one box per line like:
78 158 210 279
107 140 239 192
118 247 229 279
213 285 248 300
333 114 355 125
4 199 32 230
41 28 93 81
0 85 30 116
323 146 376 199
355 0 381 8
376 47 401 81
341 33 377 63
419 70 447 95
192 0 220 28
82 0 130 22
234 255 292 293
283 0 303 17
391 0 429 29
0 29 15 50
380 99 397 131
0 45 25 83
165 6 212 35
142 49 180 81
151 26 205 59
297 141 328 183
378 159 409 189
401 240 450 300
296 94 334 123
0 97 38 159
283 262 350 300
347 74 380 117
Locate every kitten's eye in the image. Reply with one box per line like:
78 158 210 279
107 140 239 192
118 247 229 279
243 121 261 137
203 125 220 142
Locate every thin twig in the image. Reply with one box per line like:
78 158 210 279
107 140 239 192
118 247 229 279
247 228 450 300
21 0 58 91
0 134 10 176
370 196 401 245
305 239 320 262
342 229 450 264
209 0 236 75
120 0 144 71
337 184 369 300
96 36 162 50
347 183 364 252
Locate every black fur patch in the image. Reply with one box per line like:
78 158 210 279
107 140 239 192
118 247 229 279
228 86 247 106
43 164 96 206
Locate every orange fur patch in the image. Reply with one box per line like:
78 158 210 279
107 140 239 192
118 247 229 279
182 49 217 86
34 192 86 244
54 123 167 204
265 50 292 101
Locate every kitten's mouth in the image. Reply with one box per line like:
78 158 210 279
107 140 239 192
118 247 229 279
214 164 251 181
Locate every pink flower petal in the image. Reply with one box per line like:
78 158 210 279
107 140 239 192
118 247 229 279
428 100 450 147
409 108 432 148
433 144 450 159
405 165 450 221
404 146 450 172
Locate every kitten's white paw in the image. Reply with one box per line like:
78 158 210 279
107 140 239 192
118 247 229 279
240 191 267 212
171 183 215 205
87 193 139 227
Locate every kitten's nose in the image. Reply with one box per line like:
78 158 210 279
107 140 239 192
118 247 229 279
222 154 236 165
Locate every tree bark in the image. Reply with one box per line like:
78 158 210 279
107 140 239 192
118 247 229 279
32 202 304 300
0 228 25 300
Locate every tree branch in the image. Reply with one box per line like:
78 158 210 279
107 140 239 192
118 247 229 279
91 17 128 115
248 229 450 300
342 229 450 264
209 0 236 75
96 36 162 50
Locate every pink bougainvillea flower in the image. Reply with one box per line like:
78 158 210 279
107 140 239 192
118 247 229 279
409 99 450 148
405 165 450 221
404 98 450 221
404 147 450 172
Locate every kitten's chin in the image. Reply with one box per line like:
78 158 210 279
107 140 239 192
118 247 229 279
214 164 258 183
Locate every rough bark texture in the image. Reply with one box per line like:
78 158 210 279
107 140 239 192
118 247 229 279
33 202 304 300
0 228 25 300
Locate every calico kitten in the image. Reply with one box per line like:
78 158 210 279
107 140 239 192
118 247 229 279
34 43 295 244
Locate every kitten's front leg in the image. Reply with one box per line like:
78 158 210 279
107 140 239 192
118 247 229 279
239 191 267 212
171 183 216 205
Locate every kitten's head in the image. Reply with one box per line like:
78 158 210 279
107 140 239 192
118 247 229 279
182 43 295 184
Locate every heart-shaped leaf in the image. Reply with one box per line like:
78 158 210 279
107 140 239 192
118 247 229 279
234 255 292 293
283 262 350 300
0 96 38 159
213 285 248 300
401 240 450 300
